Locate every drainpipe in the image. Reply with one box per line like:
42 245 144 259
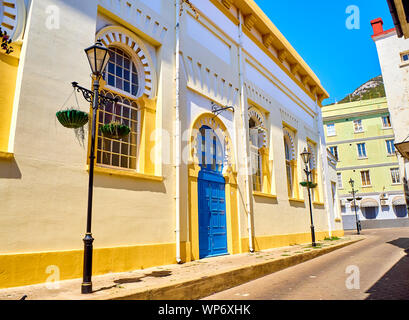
316 96 333 238
238 10 254 253
175 0 182 264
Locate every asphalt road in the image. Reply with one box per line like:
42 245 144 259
203 228 409 300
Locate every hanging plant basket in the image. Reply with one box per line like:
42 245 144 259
100 121 131 140
300 181 318 189
56 109 89 129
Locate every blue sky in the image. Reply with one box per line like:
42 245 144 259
254 0 394 105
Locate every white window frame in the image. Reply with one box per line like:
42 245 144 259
381 115 392 129
329 146 339 161
353 119 364 133
390 168 401 184
357 143 367 159
386 139 396 156
327 123 336 137
361 170 371 187
337 172 343 189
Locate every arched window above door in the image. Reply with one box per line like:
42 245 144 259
104 47 140 97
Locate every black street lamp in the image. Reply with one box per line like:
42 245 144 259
300 148 316 247
347 178 362 235
73 40 116 294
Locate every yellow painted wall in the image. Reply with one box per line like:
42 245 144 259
0 45 20 151
0 242 191 289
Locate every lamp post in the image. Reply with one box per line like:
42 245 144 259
301 148 316 247
73 40 115 294
347 178 362 235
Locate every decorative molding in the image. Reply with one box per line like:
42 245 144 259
262 33 273 48
278 49 288 63
244 80 273 109
290 63 300 75
96 25 157 99
280 108 299 131
336 162 400 172
97 0 169 45
301 75 310 86
221 0 232 9
180 53 239 107
326 134 395 146
243 14 257 31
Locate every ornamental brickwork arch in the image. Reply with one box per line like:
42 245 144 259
190 113 235 172
96 25 157 99
307 142 317 170
248 106 268 148
283 127 296 160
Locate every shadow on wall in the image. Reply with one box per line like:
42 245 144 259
0 158 22 179
94 173 167 193
253 195 278 205
365 238 409 300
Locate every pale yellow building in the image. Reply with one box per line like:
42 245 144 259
0 0 342 289
323 98 408 230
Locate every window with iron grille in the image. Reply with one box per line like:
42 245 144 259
97 47 140 170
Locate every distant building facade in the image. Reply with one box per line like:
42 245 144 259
323 98 408 230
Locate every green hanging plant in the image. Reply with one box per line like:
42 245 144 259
56 109 89 129
100 121 131 140
300 181 318 189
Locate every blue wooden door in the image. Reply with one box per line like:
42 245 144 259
197 126 228 259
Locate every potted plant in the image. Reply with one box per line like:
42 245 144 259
300 181 318 189
99 121 131 140
56 109 89 129
0 27 13 55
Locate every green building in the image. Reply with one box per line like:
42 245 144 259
322 97 408 229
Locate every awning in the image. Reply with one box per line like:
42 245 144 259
392 196 406 206
360 198 379 208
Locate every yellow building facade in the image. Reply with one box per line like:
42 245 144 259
0 0 342 289
323 98 408 230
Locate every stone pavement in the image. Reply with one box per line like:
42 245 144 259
0 235 364 300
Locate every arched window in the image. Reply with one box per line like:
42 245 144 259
97 46 140 170
308 142 318 201
284 136 294 198
197 126 224 173
249 117 265 192
104 47 139 96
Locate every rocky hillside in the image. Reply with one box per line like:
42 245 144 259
326 75 386 105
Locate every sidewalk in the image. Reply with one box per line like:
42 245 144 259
0 235 364 300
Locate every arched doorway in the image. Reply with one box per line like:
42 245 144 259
187 113 240 261
197 125 228 258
